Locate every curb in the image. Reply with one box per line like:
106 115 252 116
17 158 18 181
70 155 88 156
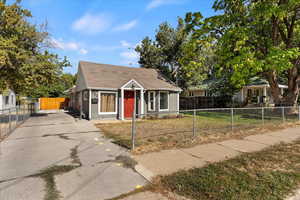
134 164 154 182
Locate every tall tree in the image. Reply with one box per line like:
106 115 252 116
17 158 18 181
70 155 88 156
136 18 210 88
185 0 300 105
0 0 70 95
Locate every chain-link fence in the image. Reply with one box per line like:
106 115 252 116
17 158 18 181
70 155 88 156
129 106 300 150
0 104 34 141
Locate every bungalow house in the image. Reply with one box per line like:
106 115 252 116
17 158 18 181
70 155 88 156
183 77 288 106
71 61 182 120
232 77 288 105
0 89 16 110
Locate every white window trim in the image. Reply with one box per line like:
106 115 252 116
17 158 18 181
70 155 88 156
148 91 156 111
98 91 118 115
158 91 169 111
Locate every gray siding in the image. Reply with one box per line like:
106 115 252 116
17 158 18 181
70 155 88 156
82 90 89 119
169 92 179 111
75 64 87 92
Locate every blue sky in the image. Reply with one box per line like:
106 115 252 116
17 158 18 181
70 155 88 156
18 0 216 74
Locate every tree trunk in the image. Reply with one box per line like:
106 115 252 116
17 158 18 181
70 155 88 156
267 70 283 105
267 68 299 106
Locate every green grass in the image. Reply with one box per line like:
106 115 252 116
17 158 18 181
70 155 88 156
32 165 78 200
160 140 300 200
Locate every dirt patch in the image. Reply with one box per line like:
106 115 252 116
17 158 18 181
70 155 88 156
70 145 82 166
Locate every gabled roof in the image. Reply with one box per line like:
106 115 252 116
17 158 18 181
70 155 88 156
78 61 182 91
245 77 287 88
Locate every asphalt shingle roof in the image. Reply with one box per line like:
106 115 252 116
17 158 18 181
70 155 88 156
79 61 181 91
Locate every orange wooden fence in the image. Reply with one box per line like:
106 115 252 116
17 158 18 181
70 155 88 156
39 98 69 110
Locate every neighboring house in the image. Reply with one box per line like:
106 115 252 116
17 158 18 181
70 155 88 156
183 77 288 106
0 89 16 110
71 61 182 120
232 77 287 105
182 80 215 97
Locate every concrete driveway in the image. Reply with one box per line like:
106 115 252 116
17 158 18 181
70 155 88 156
0 112 146 200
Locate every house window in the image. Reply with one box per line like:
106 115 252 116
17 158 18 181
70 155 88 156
11 95 14 105
99 92 117 114
83 91 89 101
91 91 98 104
148 91 155 111
204 90 208 97
159 91 169 111
188 91 194 97
5 96 9 105
247 89 252 97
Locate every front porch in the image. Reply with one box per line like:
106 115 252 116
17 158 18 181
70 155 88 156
239 85 287 106
120 79 144 120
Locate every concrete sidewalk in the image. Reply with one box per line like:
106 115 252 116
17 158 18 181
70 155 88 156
134 126 300 179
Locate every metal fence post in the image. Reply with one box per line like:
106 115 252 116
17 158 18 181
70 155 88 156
231 108 234 132
16 106 19 125
298 105 300 121
262 107 264 125
192 109 196 137
8 108 11 133
131 112 136 150
282 107 285 123
131 89 137 151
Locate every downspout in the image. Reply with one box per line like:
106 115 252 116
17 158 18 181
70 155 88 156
89 89 92 120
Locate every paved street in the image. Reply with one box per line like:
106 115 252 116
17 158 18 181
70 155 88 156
0 112 147 200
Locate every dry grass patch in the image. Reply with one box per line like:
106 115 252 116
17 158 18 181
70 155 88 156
96 112 300 154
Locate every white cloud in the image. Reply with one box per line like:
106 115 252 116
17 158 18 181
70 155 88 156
113 20 138 31
146 0 185 10
79 48 88 55
120 50 139 66
72 13 111 34
50 38 88 55
120 51 139 60
120 40 131 48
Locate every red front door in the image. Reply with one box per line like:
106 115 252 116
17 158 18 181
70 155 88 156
124 91 134 118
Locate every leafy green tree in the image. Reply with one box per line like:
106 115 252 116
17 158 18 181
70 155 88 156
0 0 70 96
29 73 76 98
136 18 211 88
185 0 300 105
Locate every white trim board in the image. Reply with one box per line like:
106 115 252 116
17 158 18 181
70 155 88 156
121 79 144 90
148 91 156 111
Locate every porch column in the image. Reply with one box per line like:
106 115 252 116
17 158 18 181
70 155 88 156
281 88 284 96
263 86 267 96
89 89 92 120
121 88 124 120
141 89 144 115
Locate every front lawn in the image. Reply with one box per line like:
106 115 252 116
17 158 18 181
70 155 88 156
158 140 300 200
96 109 299 154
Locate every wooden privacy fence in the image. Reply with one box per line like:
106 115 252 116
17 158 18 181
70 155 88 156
39 98 69 110
180 96 232 110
